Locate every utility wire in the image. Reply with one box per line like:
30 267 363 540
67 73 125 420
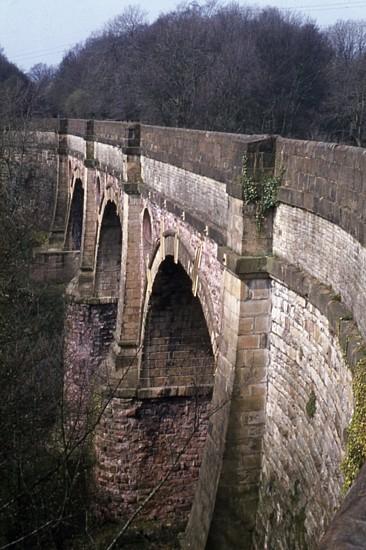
4 1 366 68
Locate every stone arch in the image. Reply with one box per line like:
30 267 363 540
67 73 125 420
94 201 122 298
142 207 153 271
96 176 100 203
140 234 216 388
71 165 82 187
64 179 84 250
142 207 153 245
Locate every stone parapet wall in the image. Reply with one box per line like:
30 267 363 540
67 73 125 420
94 120 139 150
66 119 88 137
28 117 59 132
141 124 274 189
276 137 366 246
255 280 353 549
273 204 366 341
142 156 229 231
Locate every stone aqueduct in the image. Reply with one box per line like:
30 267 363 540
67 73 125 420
31 118 366 548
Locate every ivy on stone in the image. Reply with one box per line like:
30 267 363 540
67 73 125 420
341 358 366 491
241 154 283 230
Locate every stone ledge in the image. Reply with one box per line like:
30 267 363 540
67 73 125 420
102 385 213 400
217 247 270 278
268 256 366 372
66 294 118 305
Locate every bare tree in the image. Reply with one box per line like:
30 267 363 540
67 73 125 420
324 20 366 145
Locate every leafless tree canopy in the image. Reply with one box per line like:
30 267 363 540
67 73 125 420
2 3 366 144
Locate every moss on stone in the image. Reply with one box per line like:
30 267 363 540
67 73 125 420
305 390 316 419
341 358 366 491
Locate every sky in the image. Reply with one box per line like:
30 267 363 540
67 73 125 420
1 0 366 72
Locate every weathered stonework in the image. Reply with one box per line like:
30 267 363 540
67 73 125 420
145 200 224 337
64 301 117 413
276 137 366 246
141 156 229 230
255 282 353 549
94 395 210 528
141 257 214 388
273 204 366 340
28 119 366 549
208 276 270 549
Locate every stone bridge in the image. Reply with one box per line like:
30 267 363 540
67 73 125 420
32 118 366 549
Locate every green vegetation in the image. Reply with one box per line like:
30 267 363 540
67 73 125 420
3 4 366 145
341 359 366 491
241 154 282 229
305 390 317 420
0 123 93 549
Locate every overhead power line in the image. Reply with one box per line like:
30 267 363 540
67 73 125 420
9 43 78 62
4 1 366 68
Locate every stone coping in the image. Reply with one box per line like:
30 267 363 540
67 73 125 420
33 248 80 257
65 294 118 305
102 384 213 400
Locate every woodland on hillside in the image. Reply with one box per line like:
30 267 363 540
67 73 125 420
1 2 366 144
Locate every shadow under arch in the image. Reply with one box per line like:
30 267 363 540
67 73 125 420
94 200 122 298
140 233 218 389
65 179 84 250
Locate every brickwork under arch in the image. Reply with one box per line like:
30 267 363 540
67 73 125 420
141 256 215 388
94 201 122 298
65 179 84 250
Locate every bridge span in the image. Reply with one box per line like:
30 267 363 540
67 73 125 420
31 118 366 549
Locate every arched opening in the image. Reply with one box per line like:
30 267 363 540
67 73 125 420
93 254 215 540
65 179 84 250
96 176 101 204
142 208 152 244
95 201 122 298
141 256 214 388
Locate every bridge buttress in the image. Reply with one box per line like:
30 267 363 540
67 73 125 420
77 121 99 294
111 191 144 387
183 179 273 549
77 166 98 294
49 119 70 246
207 270 270 549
